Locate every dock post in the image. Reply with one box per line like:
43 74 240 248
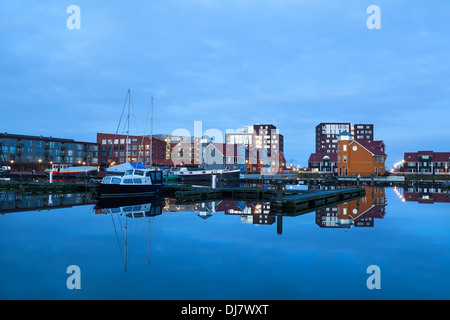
49 171 53 184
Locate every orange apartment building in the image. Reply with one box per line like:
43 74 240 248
336 131 387 176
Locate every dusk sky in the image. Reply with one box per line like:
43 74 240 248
1 1 449 167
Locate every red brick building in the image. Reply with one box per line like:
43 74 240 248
97 133 172 168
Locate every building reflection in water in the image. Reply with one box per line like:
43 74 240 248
0 191 96 214
315 186 387 229
398 185 450 204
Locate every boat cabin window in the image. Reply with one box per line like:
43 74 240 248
133 179 142 184
102 177 111 184
124 179 133 184
111 177 122 184
125 170 134 175
134 170 145 176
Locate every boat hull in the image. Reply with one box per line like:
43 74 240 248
97 183 164 198
50 170 98 179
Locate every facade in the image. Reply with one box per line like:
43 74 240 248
0 133 99 171
226 124 285 174
353 124 374 141
202 143 246 171
308 153 337 173
97 133 172 168
226 124 284 157
403 151 450 174
336 131 387 176
315 122 374 154
315 122 351 154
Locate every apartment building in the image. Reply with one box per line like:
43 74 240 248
315 122 374 154
226 124 285 174
403 151 450 174
0 132 99 171
226 124 284 157
97 133 171 167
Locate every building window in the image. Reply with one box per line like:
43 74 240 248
343 156 347 162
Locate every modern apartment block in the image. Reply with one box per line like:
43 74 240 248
403 151 450 174
225 124 285 173
315 122 374 154
0 132 99 171
315 123 351 154
226 124 284 157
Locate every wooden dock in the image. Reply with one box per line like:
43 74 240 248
279 188 365 215
166 184 365 215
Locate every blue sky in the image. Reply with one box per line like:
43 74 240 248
1 0 449 167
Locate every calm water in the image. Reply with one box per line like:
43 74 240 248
1 185 449 300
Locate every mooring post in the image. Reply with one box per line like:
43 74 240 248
211 174 216 189
277 180 283 202
49 171 53 184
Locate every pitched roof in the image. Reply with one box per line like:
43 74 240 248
336 131 353 136
404 151 450 162
351 140 386 156
308 153 337 163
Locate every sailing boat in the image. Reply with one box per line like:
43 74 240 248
97 90 164 198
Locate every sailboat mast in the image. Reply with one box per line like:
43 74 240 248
126 89 130 163
150 97 153 168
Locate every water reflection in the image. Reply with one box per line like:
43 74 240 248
93 196 165 271
0 191 96 214
315 186 387 228
395 185 450 204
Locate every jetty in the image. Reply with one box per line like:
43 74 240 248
165 184 365 215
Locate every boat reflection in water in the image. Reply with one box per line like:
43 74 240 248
94 195 165 271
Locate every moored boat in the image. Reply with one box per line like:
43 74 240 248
97 167 164 198
44 164 98 179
